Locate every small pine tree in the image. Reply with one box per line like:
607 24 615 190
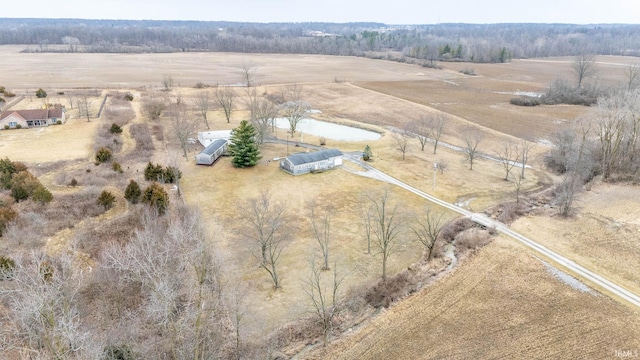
97 190 116 210
144 162 164 182
124 180 142 204
111 162 124 174
32 185 53 204
163 166 181 184
363 145 373 161
96 147 113 164
35 88 47 98
228 120 261 168
142 182 169 215
0 255 16 280
0 207 18 237
109 123 123 134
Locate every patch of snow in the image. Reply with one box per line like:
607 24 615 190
495 91 544 97
273 118 381 141
539 259 594 294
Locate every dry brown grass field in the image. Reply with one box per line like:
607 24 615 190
1 45 639 357
308 236 640 359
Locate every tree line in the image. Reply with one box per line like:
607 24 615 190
3 19 640 62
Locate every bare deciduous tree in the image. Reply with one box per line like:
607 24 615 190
391 131 409 160
625 63 640 91
408 116 430 151
241 191 291 289
366 190 402 281
411 207 446 261
280 100 310 136
462 129 483 170
245 88 278 144
0 251 94 359
193 90 212 129
215 86 235 123
513 172 524 203
77 93 93 122
495 142 520 181
240 64 256 87
103 206 225 359
304 257 343 347
162 75 174 91
168 102 200 159
573 54 597 89
519 139 533 179
142 96 167 121
429 113 448 154
310 204 331 271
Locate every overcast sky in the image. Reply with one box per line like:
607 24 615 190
2 0 639 24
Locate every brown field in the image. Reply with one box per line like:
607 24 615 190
1 45 639 357
309 236 640 359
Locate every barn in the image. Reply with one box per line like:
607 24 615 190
280 149 343 175
195 139 228 165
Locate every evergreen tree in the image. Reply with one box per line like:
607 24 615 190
363 145 373 161
124 180 142 204
142 182 169 215
97 190 116 210
228 120 262 168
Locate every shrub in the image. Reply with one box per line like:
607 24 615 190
319 137 327 146
144 162 163 181
142 182 169 215
35 88 47 98
10 171 41 202
32 185 53 204
15 124 22 129
57 91 65 95
440 217 476 243
0 255 16 280
3 91 15 97
3 125 8 130
459 68 476 75
95 147 113 164
97 190 116 210
365 271 417 308
163 166 181 184
124 93 134 101
510 96 541 106
0 207 18 237
0 97 4 103
101 344 137 360
109 123 123 134
0 86 4 93
56 120 62 125
111 162 124 174
70 178 78 187
124 180 142 204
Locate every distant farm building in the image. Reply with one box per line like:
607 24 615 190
280 149 343 175
0 109 65 129
195 139 228 165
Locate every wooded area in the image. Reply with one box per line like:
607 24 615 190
3 19 640 61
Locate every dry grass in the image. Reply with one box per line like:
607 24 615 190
309 235 640 360
511 182 640 297
2 49 639 357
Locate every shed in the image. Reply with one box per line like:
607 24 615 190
280 149 343 175
195 139 228 165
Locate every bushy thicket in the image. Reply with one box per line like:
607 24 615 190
143 162 181 184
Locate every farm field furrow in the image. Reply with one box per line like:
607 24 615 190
312 236 640 360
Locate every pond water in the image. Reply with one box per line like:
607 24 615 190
273 118 381 141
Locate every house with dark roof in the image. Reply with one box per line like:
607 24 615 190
195 139 228 165
0 109 65 129
280 149 343 175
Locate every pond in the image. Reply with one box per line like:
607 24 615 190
273 118 381 141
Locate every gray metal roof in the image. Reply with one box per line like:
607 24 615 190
200 139 227 156
286 149 343 165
